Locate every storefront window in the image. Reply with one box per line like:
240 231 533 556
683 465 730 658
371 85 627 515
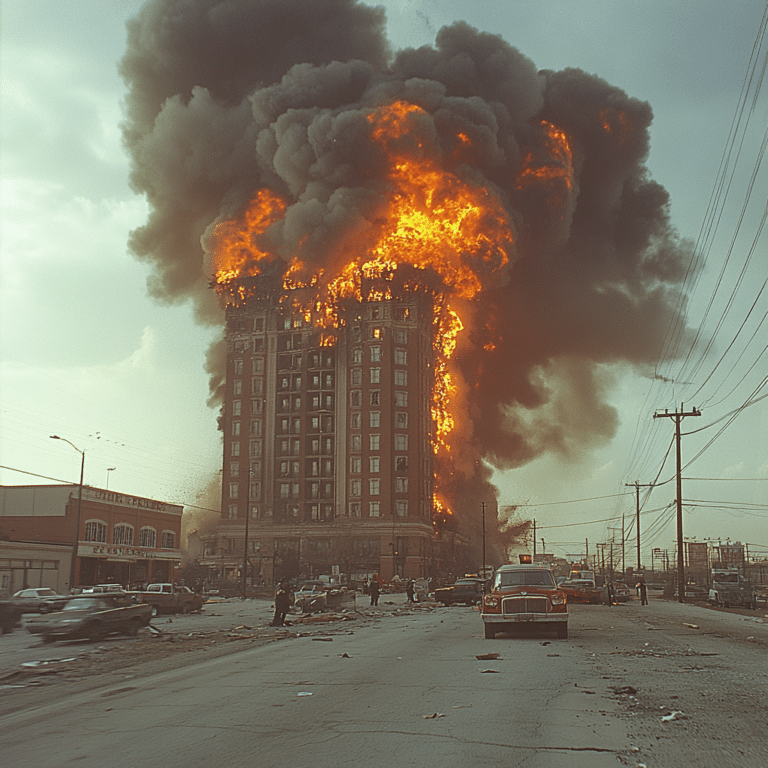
139 527 157 548
161 531 175 549
113 524 133 546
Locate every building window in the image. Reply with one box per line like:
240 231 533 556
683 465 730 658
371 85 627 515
350 479 362 497
349 502 361 517
395 434 408 451
280 483 290 499
352 348 362 364
139 527 157 548
250 460 261 477
350 391 361 407
396 412 408 428
232 421 241 436
234 359 243 375
396 477 409 493
251 420 262 435
251 399 263 414
84 520 107 543
350 369 362 386
395 329 408 344
369 433 380 451
229 482 239 499
231 442 240 457
351 434 362 451
228 505 237 519
113 524 133 546
292 482 300 499
370 345 381 362
396 456 408 472
251 378 263 395
233 400 242 416
394 370 407 386
369 501 380 517
250 507 259 520
369 411 381 428
249 481 261 499
250 440 262 456
161 531 175 549
370 390 380 406
395 391 408 407
370 327 381 339
324 373 333 387
395 500 408 517
230 462 240 477
248 537 260 551
369 456 380 473
234 381 242 396
395 348 407 365
370 367 380 384
350 412 361 429
369 478 380 496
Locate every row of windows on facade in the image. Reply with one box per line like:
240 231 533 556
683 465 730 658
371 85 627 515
203 533 395 559
229 473 409 501
84 521 175 549
225 499 411 520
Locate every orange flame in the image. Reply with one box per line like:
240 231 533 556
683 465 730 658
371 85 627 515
516 120 574 195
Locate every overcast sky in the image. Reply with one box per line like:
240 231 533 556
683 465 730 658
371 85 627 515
1 0 766 565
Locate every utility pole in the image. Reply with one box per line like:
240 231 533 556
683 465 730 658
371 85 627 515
532 519 537 559
625 481 655 572
481 501 486 576
654 404 701 602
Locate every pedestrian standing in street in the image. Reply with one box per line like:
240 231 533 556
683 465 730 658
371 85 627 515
607 581 616 606
638 580 648 606
405 580 415 604
270 579 291 626
369 575 380 606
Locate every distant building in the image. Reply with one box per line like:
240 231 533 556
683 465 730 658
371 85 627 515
0 485 182 593
200 285 468 585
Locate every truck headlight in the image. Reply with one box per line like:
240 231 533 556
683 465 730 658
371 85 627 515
483 597 499 608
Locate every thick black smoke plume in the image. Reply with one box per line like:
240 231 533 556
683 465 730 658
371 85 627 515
121 0 693 560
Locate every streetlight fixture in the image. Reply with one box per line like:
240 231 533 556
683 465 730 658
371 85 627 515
106 467 116 491
50 435 84 591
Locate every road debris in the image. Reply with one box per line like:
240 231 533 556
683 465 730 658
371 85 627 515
475 652 500 660
422 712 445 719
297 691 313 697
683 623 700 629
661 710 685 722
341 652 351 658
480 669 499 673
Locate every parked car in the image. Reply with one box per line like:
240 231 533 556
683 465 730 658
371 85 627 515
294 583 328 613
434 578 485 606
0 599 26 634
26 594 152 643
558 578 606 604
12 587 70 613
611 582 632 602
134 583 203 615
482 559 568 639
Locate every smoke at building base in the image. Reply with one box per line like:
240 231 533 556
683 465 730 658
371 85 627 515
121 0 694 556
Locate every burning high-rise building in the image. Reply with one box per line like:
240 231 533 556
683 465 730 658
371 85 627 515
121 1 696 583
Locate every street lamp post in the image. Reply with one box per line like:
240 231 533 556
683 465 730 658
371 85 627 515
51 435 84 592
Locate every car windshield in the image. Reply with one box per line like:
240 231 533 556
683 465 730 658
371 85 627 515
63 598 105 611
495 570 555 588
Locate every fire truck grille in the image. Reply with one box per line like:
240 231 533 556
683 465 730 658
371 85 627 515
502 596 549 614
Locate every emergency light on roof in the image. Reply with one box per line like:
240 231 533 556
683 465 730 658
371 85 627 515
519 554 533 564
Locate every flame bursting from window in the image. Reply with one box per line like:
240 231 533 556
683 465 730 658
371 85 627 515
211 101 522 525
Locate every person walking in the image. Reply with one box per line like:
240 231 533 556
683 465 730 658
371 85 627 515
369 575 380 607
638 580 648 606
607 581 616 606
405 579 415 604
270 579 291 626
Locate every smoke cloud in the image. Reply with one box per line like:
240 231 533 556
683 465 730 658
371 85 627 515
121 0 694 559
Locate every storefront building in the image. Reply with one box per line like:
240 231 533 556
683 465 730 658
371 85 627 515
0 485 183 592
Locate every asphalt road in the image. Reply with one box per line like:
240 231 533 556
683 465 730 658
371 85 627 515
1 595 766 768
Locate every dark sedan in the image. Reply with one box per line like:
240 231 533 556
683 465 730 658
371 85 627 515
26 594 152 643
434 578 485 606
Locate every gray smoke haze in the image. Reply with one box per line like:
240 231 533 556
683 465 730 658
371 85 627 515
121 0 694 559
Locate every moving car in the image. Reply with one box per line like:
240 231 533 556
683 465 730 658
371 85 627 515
26 594 152 643
481 557 568 639
611 582 632 603
434 578 485 606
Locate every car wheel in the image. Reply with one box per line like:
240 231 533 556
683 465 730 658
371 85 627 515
484 624 496 640
88 623 105 642
181 604 192 614
556 623 568 640
124 618 142 636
